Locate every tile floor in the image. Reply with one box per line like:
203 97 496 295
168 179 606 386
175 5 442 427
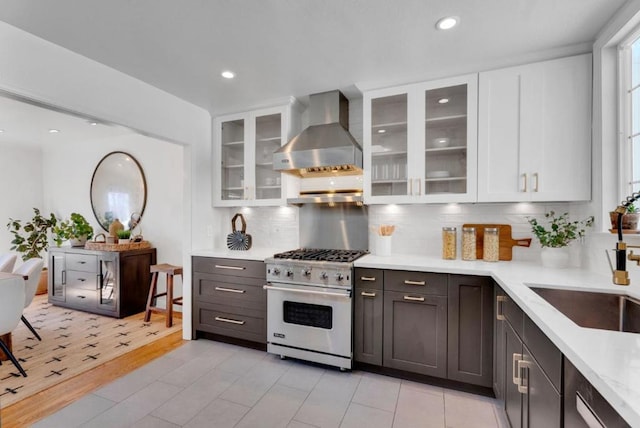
34 339 510 428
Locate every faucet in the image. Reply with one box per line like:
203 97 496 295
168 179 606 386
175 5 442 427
609 192 640 285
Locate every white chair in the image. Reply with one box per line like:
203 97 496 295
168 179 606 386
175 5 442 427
0 253 17 273
13 258 44 341
0 277 27 377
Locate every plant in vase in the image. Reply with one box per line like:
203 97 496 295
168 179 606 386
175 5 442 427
6 207 58 294
53 213 94 247
527 211 594 268
116 229 131 244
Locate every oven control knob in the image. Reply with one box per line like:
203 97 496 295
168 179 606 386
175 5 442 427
285 269 293 277
303 268 312 277
335 273 344 281
320 272 328 280
272 268 280 276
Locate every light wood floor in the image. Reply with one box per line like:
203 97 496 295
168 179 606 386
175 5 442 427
0 329 185 428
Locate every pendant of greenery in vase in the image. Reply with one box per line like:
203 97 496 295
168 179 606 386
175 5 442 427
528 211 594 269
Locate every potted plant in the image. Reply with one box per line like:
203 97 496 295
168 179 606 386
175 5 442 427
116 229 131 244
527 211 594 268
609 203 640 231
6 208 58 294
53 213 94 247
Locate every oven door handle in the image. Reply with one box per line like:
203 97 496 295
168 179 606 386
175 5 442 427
263 284 351 298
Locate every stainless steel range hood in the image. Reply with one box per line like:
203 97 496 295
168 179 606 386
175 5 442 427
273 90 362 178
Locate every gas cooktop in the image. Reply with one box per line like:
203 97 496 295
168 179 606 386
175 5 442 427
273 248 368 263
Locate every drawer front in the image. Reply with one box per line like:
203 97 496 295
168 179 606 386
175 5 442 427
65 286 97 309
194 272 265 310
195 301 266 344
66 270 98 291
355 268 383 290
384 270 447 296
524 315 562 392
503 292 524 338
66 253 98 273
193 256 265 279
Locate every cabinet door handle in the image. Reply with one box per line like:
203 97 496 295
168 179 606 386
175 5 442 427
361 291 377 297
533 173 539 192
215 286 245 294
215 316 245 325
521 173 528 192
403 295 425 302
517 359 529 394
416 178 422 196
512 353 523 385
409 178 413 196
360 276 376 282
496 295 506 320
404 280 426 286
214 264 245 271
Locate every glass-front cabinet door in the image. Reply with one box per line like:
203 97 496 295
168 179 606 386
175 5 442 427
253 110 284 201
363 74 477 204
98 254 117 311
219 116 246 202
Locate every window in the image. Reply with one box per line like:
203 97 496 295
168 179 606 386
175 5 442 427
621 33 640 195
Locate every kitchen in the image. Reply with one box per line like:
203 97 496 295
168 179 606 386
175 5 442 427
0 0 639 427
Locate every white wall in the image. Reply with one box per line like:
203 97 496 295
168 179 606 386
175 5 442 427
0 144 44 262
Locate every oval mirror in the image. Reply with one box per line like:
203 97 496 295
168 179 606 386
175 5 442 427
90 151 147 232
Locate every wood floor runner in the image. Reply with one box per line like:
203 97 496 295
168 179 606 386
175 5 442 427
0 295 181 409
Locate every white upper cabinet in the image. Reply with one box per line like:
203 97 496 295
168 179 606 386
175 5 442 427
477 54 592 202
363 74 478 204
213 103 299 207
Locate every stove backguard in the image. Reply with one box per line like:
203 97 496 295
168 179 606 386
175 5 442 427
299 203 368 251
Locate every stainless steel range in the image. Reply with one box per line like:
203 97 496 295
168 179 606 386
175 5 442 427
264 248 368 371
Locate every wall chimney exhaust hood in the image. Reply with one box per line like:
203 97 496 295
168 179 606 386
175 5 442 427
273 90 363 178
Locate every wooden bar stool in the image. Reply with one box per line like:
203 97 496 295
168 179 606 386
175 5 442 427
144 263 183 327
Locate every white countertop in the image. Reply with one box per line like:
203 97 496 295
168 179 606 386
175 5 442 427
190 249 640 425
355 254 640 427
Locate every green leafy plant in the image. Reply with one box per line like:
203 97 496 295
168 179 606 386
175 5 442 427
116 229 131 239
6 208 58 261
53 213 94 244
527 211 594 248
627 203 638 213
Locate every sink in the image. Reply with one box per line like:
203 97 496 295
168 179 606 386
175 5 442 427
528 287 640 333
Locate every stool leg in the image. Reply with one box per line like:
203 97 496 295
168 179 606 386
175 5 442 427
166 273 174 328
145 272 158 322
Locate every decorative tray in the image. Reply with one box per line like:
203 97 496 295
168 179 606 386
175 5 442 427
84 240 151 252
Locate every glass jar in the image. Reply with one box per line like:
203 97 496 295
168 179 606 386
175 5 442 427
442 227 457 260
483 227 500 262
462 227 477 261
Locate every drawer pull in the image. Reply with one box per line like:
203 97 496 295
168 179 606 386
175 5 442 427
496 295 506 320
77 295 86 299
512 353 523 385
214 264 245 271
361 291 377 297
215 316 245 325
404 280 426 286
215 286 245 294
360 276 376 282
517 359 529 394
403 295 425 302
78 261 86 264
78 278 86 282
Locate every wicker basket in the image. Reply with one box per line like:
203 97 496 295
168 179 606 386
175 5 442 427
84 240 151 252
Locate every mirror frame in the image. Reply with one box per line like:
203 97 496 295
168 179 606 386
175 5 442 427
90 151 147 232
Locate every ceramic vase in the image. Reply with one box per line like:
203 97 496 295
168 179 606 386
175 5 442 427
540 246 570 269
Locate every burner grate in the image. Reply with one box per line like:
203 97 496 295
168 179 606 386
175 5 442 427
273 248 367 263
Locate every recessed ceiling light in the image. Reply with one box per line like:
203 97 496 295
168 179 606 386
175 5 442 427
438 98 450 104
89 121 98 126
377 129 386 134
0 129 4 133
48 129 60 133
436 16 459 30
221 70 235 79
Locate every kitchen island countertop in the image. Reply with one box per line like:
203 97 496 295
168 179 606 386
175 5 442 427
355 254 640 427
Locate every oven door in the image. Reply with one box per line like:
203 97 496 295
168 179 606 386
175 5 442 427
264 282 352 358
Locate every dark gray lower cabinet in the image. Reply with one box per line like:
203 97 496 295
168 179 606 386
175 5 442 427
354 268 383 365
499 285 562 428
447 275 493 387
383 290 447 377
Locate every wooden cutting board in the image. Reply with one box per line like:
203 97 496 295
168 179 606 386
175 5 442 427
462 224 532 261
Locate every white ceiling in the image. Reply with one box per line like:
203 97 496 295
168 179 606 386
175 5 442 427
0 0 628 117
